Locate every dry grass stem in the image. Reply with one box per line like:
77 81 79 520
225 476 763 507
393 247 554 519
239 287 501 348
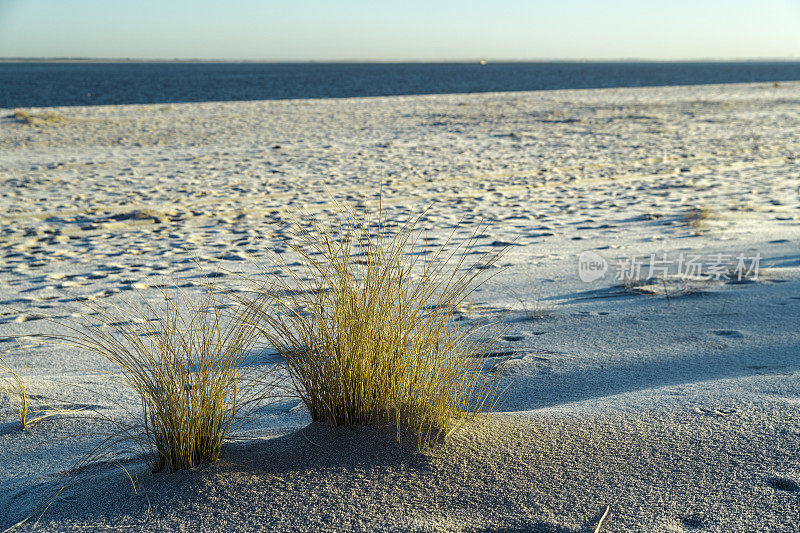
0 351 75 429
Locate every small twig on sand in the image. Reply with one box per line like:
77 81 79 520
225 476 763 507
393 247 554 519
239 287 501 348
594 505 611 533
662 276 671 307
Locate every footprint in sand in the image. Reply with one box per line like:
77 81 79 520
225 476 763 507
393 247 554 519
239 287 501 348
76 289 119 301
680 514 707 530
13 313 46 323
484 349 517 358
711 330 744 338
219 252 247 261
767 476 799 493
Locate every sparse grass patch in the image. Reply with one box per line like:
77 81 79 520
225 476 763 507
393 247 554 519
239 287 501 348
729 201 757 212
240 206 505 451
620 271 645 292
0 352 33 429
0 351 72 429
11 109 67 125
506 283 549 321
684 206 714 233
621 275 636 291
12 109 31 122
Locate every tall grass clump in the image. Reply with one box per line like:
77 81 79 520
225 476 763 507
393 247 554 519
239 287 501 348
50 284 274 473
240 205 505 450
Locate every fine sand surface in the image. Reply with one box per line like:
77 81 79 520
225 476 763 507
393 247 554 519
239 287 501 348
1 82 799 531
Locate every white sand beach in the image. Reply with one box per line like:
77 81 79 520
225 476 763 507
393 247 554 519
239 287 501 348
1 82 799 531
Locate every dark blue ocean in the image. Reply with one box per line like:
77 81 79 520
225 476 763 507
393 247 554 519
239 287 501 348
2 61 799 108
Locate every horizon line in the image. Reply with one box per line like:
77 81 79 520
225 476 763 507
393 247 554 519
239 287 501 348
1 56 800 64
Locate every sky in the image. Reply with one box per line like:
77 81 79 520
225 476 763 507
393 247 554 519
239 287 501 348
1 0 800 61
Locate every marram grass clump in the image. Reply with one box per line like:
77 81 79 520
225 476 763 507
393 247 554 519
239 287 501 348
51 284 274 473
241 206 505 450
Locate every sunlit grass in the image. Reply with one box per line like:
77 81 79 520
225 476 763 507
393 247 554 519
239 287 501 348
239 205 506 450
48 283 277 473
684 206 714 233
11 109 67 125
1 283 282 527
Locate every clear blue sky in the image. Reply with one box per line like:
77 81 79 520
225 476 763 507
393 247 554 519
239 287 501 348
1 0 799 60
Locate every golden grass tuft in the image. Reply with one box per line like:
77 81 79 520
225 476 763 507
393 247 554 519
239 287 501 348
11 109 66 125
239 205 505 450
12 109 32 122
684 206 713 233
50 284 275 473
